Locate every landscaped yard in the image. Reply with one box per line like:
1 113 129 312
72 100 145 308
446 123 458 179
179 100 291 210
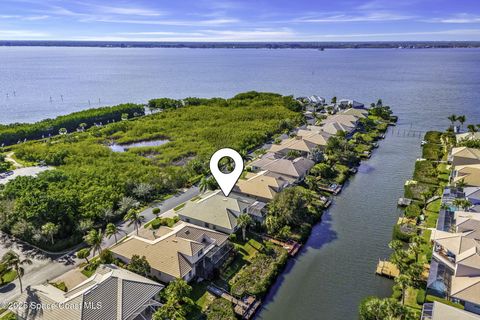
1 269 17 285
424 199 441 229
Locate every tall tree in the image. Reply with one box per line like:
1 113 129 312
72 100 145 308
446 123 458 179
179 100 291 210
457 115 466 131
41 222 59 245
2 251 32 293
467 124 478 134
124 209 145 235
105 223 119 244
237 213 253 241
395 274 412 305
83 229 104 256
447 114 457 127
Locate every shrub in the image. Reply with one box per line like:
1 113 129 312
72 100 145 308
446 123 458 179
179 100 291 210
405 204 422 219
416 289 426 305
99 249 114 264
391 284 402 300
228 234 237 242
205 298 236 320
393 224 416 242
425 295 464 309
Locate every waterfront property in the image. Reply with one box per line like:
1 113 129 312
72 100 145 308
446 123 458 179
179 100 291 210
177 190 267 233
421 301 480 320
11 264 164 320
233 170 292 202
450 147 480 168
268 136 324 159
248 153 315 181
425 140 480 315
456 132 480 144
111 222 230 283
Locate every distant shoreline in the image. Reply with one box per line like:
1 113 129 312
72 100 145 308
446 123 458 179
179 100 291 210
1 40 480 49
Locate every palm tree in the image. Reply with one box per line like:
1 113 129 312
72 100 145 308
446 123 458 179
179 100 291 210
105 223 119 244
239 149 253 162
467 124 478 134
447 114 457 127
124 209 145 235
83 229 104 256
457 115 466 131
199 176 209 193
2 251 32 293
395 274 412 305
41 222 59 245
237 213 253 241
409 235 426 263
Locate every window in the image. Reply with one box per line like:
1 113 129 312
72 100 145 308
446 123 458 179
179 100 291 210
186 218 190 223
198 249 203 256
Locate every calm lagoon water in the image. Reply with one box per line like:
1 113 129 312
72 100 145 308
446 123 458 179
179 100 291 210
1 47 480 319
108 139 169 152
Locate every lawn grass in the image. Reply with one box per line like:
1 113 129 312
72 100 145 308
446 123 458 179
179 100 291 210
425 199 441 229
174 203 186 211
189 280 216 320
405 287 422 310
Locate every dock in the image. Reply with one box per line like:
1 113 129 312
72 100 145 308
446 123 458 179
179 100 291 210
317 183 343 195
375 260 400 278
207 285 261 319
397 197 412 206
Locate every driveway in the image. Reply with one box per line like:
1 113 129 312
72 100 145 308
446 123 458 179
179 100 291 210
0 186 199 304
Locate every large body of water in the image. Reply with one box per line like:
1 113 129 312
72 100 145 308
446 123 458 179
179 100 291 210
1 47 480 319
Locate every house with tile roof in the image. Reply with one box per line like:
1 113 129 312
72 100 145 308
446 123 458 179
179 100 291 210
12 264 164 320
421 301 480 320
429 219 480 314
233 170 291 202
456 132 480 144
453 165 480 187
268 136 324 160
450 147 480 168
111 222 230 284
248 153 314 181
177 190 267 233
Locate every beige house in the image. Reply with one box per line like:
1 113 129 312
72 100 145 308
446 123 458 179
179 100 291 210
249 153 315 181
453 165 480 187
111 222 230 284
233 170 291 202
12 264 164 320
320 114 359 128
421 301 480 320
318 121 356 136
430 219 480 314
268 136 323 158
451 147 480 168
177 190 267 233
340 108 368 119
456 132 480 144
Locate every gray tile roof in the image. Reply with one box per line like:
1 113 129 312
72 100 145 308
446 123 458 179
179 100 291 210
12 264 163 320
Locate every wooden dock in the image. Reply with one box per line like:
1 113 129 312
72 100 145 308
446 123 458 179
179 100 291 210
375 260 400 278
317 184 343 195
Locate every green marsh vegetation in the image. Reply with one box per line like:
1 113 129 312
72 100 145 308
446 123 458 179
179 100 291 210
0 92 301 251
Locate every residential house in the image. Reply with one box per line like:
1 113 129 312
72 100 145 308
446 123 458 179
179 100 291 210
12 264 164 320
429 220 480 314
340 108 369 119
421 301 480 320
337 99 365 109
233 170 291 202
320 114 359 128
177 190 267 232
248 153 314 181
464 187 480 205
453 165 480 187
450 147 480 168
318 121 356 136
268 136 323 159
309 95 326 106
457 132 480 144
111 222 230 283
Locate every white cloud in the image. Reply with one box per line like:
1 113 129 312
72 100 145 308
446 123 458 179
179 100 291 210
0 29 50 38
426 13 480 24
92 17 240 27
293 12 414 23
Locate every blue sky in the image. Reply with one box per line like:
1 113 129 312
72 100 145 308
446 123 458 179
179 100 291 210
1 0 480 41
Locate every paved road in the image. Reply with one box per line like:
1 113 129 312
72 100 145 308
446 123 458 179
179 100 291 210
0 186 199 304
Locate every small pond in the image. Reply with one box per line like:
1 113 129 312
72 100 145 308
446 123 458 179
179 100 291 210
109 139 169 152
